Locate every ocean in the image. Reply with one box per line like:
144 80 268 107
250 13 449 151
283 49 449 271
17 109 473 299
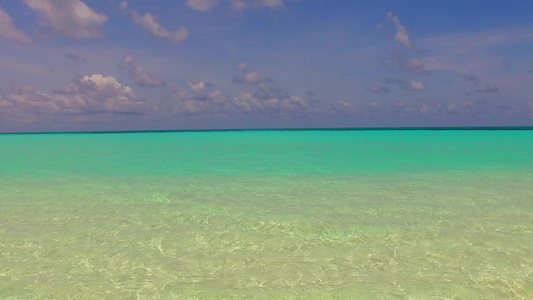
0 129 532 299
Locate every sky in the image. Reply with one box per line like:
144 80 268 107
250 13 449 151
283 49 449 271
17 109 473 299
0 0 532 132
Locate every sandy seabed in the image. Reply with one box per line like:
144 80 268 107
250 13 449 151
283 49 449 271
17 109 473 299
1 172 531 299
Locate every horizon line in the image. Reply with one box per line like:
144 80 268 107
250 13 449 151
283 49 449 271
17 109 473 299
1 126 533 135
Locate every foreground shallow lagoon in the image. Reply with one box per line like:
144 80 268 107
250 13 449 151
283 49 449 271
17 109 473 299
1 130 532 299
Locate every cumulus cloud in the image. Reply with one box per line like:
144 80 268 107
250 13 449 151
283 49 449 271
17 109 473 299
23 0 108 38
378 50 428 74
387 11 411 48
237 62 247 70
0 74 142 120
119 1 128 12
186 0 218 11
243 72 260 83
336 100 358 115
123 55 166 87
233 93 307 114
419 103 430 116
233 85 309 115
187 81 209 97
0 93 10 107
171 95 210 115
409 79 427 91
233 63 262 84
476 84 499 93
367 84 389 93
380 77 427 92
2 86 65 116
60 74 140 112
230 0 247 10
170 80 228 115
185 0 287 11
234 72 261 83
0 6 32 43
401 58 426 74
447 102 461 114
131 11 188 44
376 12 429 81
231 0 285 10
169 73 321 117
354 99 436 118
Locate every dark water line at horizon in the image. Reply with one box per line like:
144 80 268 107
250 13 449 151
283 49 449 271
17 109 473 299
1 125 533 135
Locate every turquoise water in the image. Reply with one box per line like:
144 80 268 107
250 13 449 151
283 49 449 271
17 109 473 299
0 130 532 299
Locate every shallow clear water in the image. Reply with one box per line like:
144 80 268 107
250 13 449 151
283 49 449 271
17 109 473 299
0 130 532 299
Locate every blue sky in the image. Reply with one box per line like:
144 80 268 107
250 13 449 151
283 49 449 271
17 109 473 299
0 0 532 132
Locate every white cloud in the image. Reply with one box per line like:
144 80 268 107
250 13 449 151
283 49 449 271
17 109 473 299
188 81 208 95
230 0 247 10
0 95 13 111
233 64 262 83
387 11 411 48
409 79 427 91
131 11 188 44
336 100 358 114
233 93 307 114
0 6 31 43
119 1 129 12
402 58 425 74
169 79 316 117
173 98 209 115
186 0 218 12
231 0 285 10
419 103 430 116
23 0 108 38
5 86 63 115
233 86 308 114
378 50 427 74
258 0 284 8
170 81 229 115
1 74 142 119
63 74 140 112
123 55 166 87
237 62 247 70
123 2 188 44
244 71 260 83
